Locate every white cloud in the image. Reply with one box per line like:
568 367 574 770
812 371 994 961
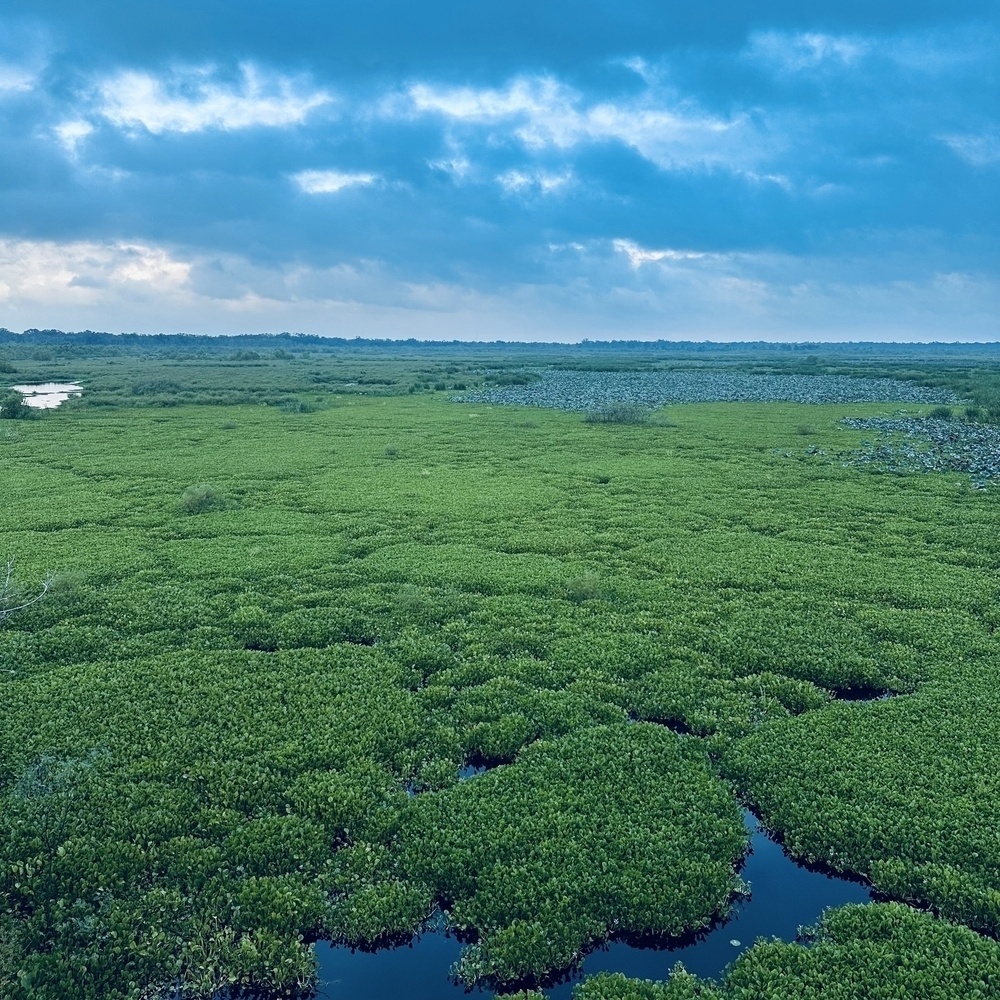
292 170 379 194
612 238 711 267
0 61 36 95
497 168 573 195
95 62 333 134
937 132 1000 167
53 119 95 157
745 26 1000 80
406 75 766 173
428 154 473 179
1 236 997 342
745 31 872 73
0 239 191 309
427 137 474 180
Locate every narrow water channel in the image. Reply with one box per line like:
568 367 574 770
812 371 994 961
314 809 872 997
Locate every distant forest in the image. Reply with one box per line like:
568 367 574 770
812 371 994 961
2 327 999 360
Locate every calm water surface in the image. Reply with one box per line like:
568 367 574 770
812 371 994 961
10 382 82 408
315 810 872 997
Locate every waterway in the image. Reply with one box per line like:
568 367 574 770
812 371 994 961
315 809 872 997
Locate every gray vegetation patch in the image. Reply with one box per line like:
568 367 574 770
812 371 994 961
841 417 1000 488
456 372 963 410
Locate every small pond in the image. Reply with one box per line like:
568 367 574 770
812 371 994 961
10 383 83 408
315 809 872 997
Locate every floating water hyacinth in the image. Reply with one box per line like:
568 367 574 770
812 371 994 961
841 417 1000 488
455 372 963 411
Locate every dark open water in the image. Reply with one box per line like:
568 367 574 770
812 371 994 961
314 810 872 997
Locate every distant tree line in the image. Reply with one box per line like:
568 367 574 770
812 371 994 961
2 327 999 361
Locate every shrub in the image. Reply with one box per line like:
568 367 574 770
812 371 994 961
928 405 953 420
180 483 224 514
488 372 536 387
0 392 35 420
131 379 183 396
584 404 650 425
565 572 604 603
278 397 314 413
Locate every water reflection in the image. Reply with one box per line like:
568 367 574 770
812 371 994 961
315 810 872 997
11 383 83 408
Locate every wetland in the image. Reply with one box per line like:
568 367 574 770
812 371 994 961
1 333 999 1000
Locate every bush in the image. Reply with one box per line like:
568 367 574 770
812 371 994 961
928 405 953 420
278 398 314 413
565 572 604 603
584 404 650 425
0 392 35 420
180 483 224 514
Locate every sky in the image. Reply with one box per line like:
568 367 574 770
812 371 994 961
0 1 997 342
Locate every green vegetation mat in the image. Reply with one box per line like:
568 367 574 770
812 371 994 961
2 338 1000 999
577 904 1000 999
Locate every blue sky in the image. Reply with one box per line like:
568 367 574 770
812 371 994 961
0 1 997 341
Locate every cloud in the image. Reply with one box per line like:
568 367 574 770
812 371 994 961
612 238 711 267
292 170 379 194
0 61 36 95
0 238 190 312
0 12 997 344
428 153 473 180
497 168 574 195
2 234 996 343
94 62 333 134
0 22 50 98
744 31 871 73
406 75 767 173
743 25 1000 81
53 120 95 157
938 132 1000 167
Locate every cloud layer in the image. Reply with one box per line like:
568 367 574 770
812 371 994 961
0 5 997 341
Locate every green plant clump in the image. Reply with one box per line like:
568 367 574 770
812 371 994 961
584 403 650 424
576 903 1000 999
180 483 224 513
398 724 747 986
0 392 34 420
